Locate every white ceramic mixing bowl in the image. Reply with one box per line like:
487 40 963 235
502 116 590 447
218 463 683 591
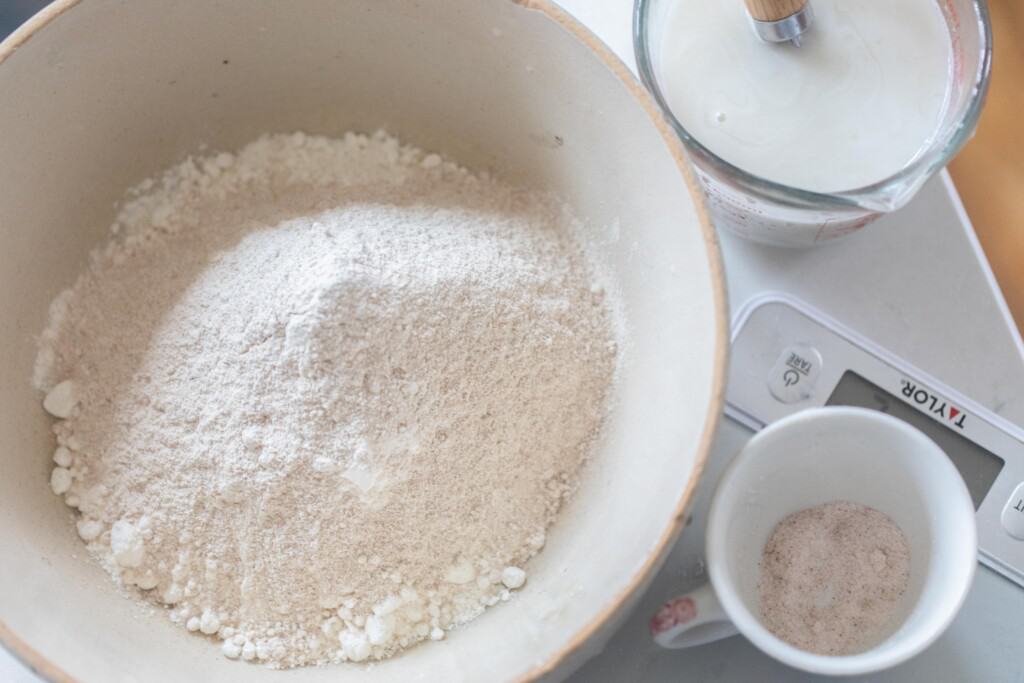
0 1 726 681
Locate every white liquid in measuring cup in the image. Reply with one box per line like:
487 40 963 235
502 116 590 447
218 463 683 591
658 0 953 193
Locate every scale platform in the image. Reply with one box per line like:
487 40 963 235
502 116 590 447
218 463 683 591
727 293 1024 589
564 177 1024 682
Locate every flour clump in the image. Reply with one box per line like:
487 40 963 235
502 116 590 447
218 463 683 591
34 131 618 667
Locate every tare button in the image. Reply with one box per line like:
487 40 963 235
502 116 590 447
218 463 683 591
1002 482 1024 541
768 344 823 404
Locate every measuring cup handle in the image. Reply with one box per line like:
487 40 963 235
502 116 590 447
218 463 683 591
649 583 738 649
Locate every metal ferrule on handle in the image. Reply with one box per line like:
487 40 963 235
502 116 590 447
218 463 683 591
744 0 814 46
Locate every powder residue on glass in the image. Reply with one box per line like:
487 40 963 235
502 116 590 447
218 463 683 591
33 131 619 667
758 501 911 655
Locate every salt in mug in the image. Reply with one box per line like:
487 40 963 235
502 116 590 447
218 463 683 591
649 407 977 676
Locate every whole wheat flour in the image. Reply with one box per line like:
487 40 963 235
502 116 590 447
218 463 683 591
33 131 618 667
758 501 911 655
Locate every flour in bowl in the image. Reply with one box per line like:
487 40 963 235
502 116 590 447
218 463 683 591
33 131 618 667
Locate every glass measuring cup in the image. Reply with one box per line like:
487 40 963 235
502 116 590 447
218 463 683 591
634 0 992 247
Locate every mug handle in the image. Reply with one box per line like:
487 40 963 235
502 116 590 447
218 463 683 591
649 583 739 649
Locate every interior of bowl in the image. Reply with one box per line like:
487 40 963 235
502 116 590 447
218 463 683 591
0 1 725 681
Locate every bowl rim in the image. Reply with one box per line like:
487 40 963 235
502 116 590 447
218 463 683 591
0 1 728 680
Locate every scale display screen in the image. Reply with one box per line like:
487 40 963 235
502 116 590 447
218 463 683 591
826 371 1005 509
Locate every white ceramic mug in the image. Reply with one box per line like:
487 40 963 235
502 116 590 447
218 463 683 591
650 407 977 676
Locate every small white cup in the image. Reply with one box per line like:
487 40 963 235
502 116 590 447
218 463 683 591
650 407 977 676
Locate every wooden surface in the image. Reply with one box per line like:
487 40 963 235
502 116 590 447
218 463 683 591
743 0 807 22
948 0 1024 331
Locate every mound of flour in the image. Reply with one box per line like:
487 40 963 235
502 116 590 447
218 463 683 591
34 131 617 667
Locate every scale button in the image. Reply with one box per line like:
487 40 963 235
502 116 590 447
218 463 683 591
1003 482 1024 540
768 344 822 403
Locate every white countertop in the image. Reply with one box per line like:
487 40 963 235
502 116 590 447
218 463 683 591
564 175 1024 683
4 2 1024 681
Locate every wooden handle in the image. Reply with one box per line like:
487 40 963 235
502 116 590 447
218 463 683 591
743 0 807 21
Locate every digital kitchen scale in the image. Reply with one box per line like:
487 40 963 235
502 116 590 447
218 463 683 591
726 293 1024 588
